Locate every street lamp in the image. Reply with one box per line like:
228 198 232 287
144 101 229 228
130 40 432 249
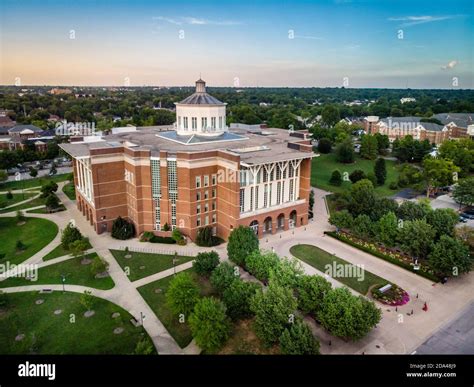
60 273 66 292
140 312 145 326
172 252 179 275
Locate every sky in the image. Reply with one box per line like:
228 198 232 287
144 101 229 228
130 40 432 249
0 0 473 88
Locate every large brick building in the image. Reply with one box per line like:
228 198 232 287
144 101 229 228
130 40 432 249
60 80 314 241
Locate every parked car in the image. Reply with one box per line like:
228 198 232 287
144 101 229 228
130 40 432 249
459 216 468 223
461 213 474 220
463 209 474 216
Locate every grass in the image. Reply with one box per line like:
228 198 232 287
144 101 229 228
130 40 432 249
0 253 114 290
0 173 70 191
312 153 400 196
0 196 45 214
43 240 93 261
0 192 36 209
110 249 195 282
138 269 215 348
290 244 390 295
0 291 155 354
27 205 66 214
62 182 76 200
0 217 58 265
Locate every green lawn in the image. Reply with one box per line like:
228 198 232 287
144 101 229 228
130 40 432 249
111 250 195 282
43 240 93 261
138 269 215 348
0 173 70 191
62 182 76 200
0 253 114 290
27 205 66 214
312 153 400 196
0 196 45 214
0 192 36 209
290 244 390 295
0 217 58 265
0 291 155 354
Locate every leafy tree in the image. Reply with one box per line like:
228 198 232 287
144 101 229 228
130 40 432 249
45 194 60 210
111 216 135 240
374 133 390 154
321 105 340 127
329 170 342 186
318 287 381 341
428 235 472 277
91 255 108 276
296 275 332 315
227 226 259 266
453 177 474 207
80 290 95 312
374 158 386 186
6 190 13 200
374 212 399 246
438 139 474 177
250 283 298 345
279 320 320 355
455 225 474 252
195 226 219 247
397 163 422 188
360 135 378 160
425 208 459 239
309 190 315 219
422 157 460 197
133 338 155 355
352 214 374 239
335 139 355 164
193 251 220 277
317 138 332 154
268 257 304 289
0 170 7 185
370 197 399 221
349 169 366 184
398 219 436 259
69 238 90 261
329 209 354 229
245 250 280 282
171 228 183 242
189 297 231 353
210 262 238 294
166 272 200 317
61 223 83 250
348 179 376 217
222 279 259 320
40 181 58 198
29 167 38 177
396 200 431 221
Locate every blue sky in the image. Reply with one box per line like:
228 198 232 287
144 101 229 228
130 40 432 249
1 0 473 88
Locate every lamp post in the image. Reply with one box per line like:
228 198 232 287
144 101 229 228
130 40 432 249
60 273 66 292
172 252 178 276
140 312 145 326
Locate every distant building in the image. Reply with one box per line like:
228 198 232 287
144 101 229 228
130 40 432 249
49 88 72 95
400 97 416 104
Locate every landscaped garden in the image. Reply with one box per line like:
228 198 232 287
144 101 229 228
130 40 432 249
0 253 114 290
0 196 44 214
0 216 58 265
62 182 76 200
0 291 155 354
289 244 390 295
43 239 92 261
111 249 195 282
0 192 36 209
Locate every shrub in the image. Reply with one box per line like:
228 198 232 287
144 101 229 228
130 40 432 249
210 262 238 294
227 226 259 267
329 210 353 229
40 181 58 198
111 216 135 240
45 193 60 210
389 181 398 190
91 256 108 276
0 291 8 308
16 240 26 251
296 275 332 315
279 320 320 355
16 210 25 223
195 226 220 247
349 169 366 184
6 191 13 200
374 158 387 185
140 231 154 242
166 272 200 317
269 257 304 289
329 170 342 186
162 223 170 231
171 228 184 242
317 138 332 154
222 279 259 320
245 250 280 282
189 297 231 353
149 235 176 244
335 139 355 164
61 223 83 250
133 338 154 355
193 251 220 277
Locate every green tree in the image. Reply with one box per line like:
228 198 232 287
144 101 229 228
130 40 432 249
453 177 474 207
349 169 366 184
396 200 431 221
91 255 108 276
296 275 332 315
425 208 459 239
69 238 89 261
222 279 259 320
348 179 376 217
279 320 320 355
29 167 38 178
189 297 231 353
374 158 387 186
318 287 381 341
374 212 399 246
438 139 474 177
195 226 218 247
210 262 238 294
268 257 304 289
133 338 155 355
374 133 390 154
428 235 472 277
329 170 342 186
360 135 378 160
0 170 7 185
335 139 355 164
317 138 332 153
250 283 298 345
398 219 436 259
193 251 220 277
245 250 280 283
329 210 354 229
111 216 135 240
321 105 340 127
61 223 83 250
166 272 200 317
80 290 95 312
422 157 460 197
352 214 374 239
227 226 259 266
45 194 60 210
40 181 58 198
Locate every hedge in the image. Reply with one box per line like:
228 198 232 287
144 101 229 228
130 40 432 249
324 231 439 282
150 235 176 244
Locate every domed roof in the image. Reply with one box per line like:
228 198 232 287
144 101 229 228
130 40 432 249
177 79 225 106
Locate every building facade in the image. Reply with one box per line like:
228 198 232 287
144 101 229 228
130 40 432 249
61 80 314 241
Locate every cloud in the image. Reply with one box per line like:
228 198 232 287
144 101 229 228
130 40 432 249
441 60 458 70
388 15 460 27
153 16 241 26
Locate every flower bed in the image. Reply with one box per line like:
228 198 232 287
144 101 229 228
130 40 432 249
371 284 410 306
325 231 439 282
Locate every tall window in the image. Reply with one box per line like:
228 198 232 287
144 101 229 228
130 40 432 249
183 117 188 129
192 117 197 131
289 179 294 201
212 188 216 198
201 117 207 129
196 191 201 201
219 116 223 128
277 182 282 204
240 188 245 212
264 184 268 207
195 176 201 188
197 204 201 214
178 116 181 128
211 117 216 129
212 174 217 185
204 175 209 187
250 187 254 211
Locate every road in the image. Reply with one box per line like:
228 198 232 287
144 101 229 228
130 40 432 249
6 167 72 182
